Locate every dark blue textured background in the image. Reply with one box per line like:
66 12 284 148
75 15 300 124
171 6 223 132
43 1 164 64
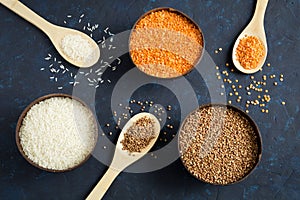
0 0 299 199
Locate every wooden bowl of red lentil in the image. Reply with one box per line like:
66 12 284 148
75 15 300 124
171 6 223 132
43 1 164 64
16 93 98 172
129 7 205 78
178 104 262 185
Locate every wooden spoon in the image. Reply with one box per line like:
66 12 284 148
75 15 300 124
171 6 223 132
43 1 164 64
232 0 269 74
0 0 100 68
86 112 160 200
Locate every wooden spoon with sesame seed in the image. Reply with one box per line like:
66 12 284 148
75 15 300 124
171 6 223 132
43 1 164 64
0 0 100 68
86 112 160 200
232 0 269 74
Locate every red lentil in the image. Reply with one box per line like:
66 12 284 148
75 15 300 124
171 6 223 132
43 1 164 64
130 9 203 78
236 35 265 70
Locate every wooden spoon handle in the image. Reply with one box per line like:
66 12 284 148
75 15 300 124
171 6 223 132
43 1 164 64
253 0 269 25
0 0 53 33
86 167 121 200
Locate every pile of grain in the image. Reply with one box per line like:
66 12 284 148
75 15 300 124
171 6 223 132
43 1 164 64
236 35 265 70
61 34 95 64
130 9 203 78
179 105 260 185
121 116 156 153
19 96 97 171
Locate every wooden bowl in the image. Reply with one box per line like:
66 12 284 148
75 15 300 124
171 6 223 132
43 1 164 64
16 93 98 172
129 7 205 79
178 103 262 185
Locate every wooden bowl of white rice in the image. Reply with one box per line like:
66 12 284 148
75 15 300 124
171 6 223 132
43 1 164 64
16 93 98 172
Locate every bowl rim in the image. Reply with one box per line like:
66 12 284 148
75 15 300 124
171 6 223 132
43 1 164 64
15 93 99 173
128 7 206 79
178 103 263 185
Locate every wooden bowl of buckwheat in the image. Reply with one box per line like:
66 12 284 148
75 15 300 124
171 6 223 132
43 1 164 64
178 104 262 185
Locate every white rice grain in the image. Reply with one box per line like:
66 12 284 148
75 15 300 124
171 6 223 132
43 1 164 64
19 97 97 171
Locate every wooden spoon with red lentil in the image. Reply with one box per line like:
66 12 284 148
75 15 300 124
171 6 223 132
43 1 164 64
232 0 269 74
